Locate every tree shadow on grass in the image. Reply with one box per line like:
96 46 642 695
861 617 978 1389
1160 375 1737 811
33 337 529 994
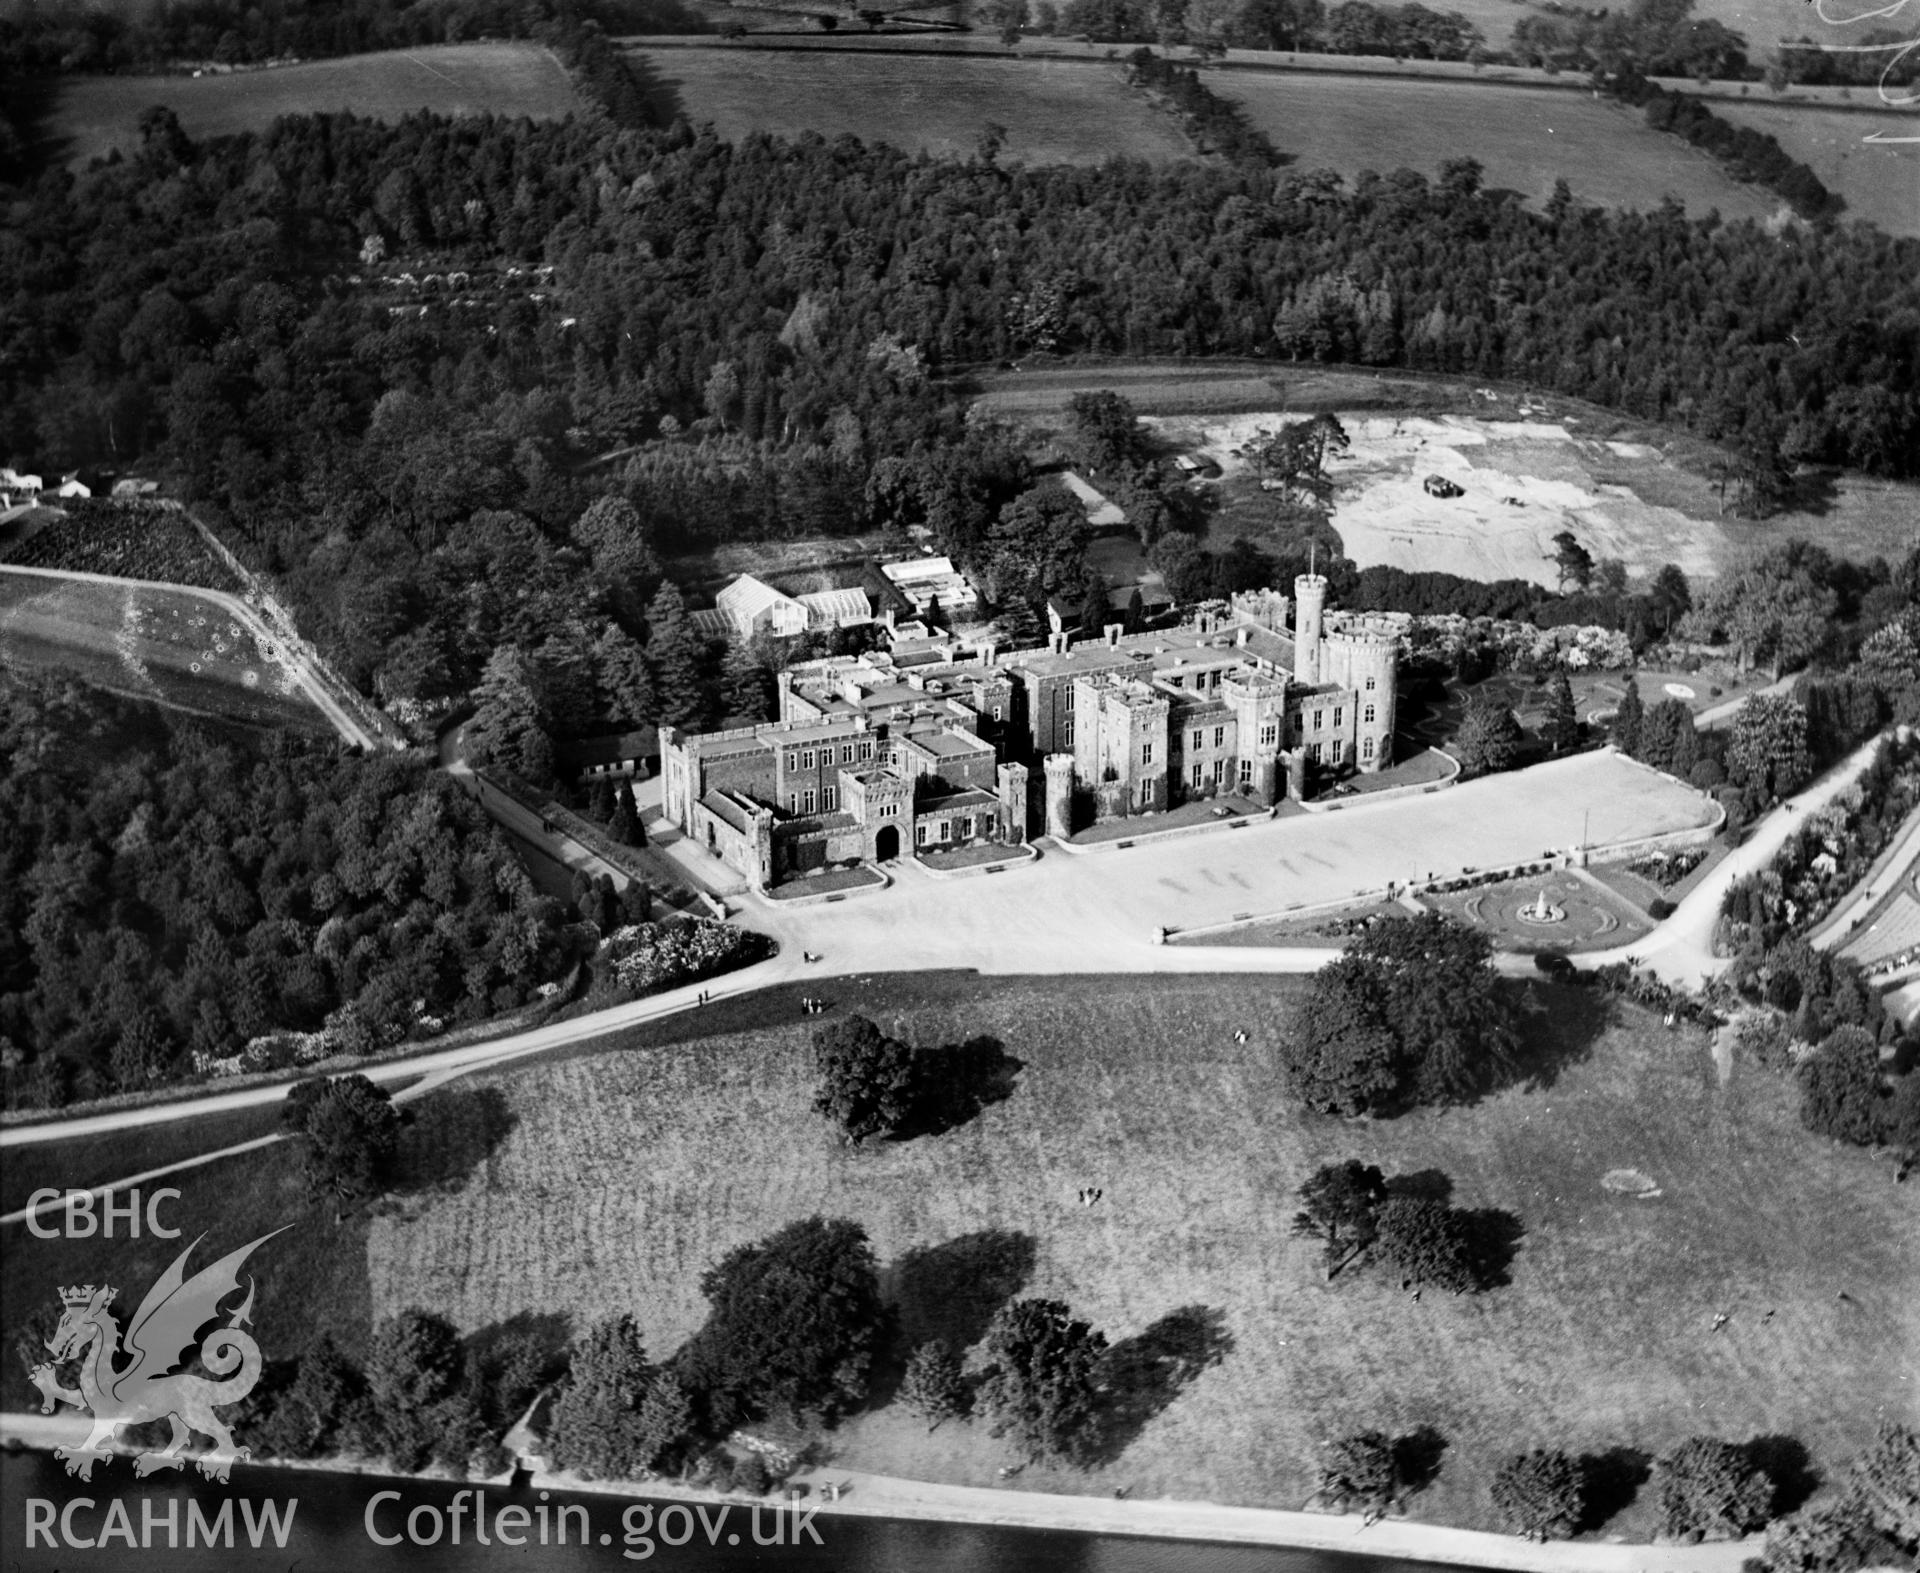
1394 1425 1449 1498
1575 1446 1651 1535
883 1229 1037 1357
389 1085 518 1192
894 1036 1023 1141
1505 978 1615 1094
1745 1434 1821 1518
1086 1305 1233 1465
1384 1168 1454 1204
1460 1207 1526 1290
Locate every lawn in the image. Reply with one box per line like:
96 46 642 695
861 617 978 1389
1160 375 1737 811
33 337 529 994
0 572 331 735
627 47 1191 163
39 43 581 167
1710 101 1920 238
1218 74 1778 221
329 971 1915 1535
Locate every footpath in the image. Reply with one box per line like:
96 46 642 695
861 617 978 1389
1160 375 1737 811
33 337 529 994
0 1410 1762 1573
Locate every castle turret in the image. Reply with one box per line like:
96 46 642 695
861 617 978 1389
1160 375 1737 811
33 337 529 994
1043 754 1075 840
997 761 1031 844
1325 630 1397 773
1293 573 1328 685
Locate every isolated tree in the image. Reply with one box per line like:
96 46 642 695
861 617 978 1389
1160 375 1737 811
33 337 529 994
1550 530 1595 591
1278 953 1403 1116
467 644 553 783
1541 671 1580 757
986 485 1090 610
283 1073 401 1210
1291 1159 1388 1278
645 582 706 731
1639 697 1698 777
1494 1449 1585 1540
1798 1026 1885 1146
899 1338 970 1431
1318 1431 1401 1516
1452 693 1524 779
1125 585 1146 633
550 1314 656 1479
1655 1436 1776 1542
976 1298 1107 1463
608 779 647 847
1355 913 1520 1105
811 1014 917 1143
1612 673 1645 757
678 1216 886 1429
1373 1195 1478 1294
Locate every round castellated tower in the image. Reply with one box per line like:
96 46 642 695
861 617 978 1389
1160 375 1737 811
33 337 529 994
1338 631 1397 772
1293 573 1328 685
1043 753 1076 840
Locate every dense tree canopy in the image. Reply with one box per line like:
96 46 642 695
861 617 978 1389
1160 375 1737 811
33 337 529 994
0 673 579 1109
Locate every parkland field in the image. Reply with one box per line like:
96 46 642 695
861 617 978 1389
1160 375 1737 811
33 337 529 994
1713 100 1920 238
631 46 1191 163
312 973 1914 1535
39 42 580 167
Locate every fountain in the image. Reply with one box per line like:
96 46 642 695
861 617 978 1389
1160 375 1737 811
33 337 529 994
1517 887 1566 925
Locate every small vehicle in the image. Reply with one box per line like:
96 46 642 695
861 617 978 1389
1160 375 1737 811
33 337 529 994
1423 474 1464 499
1210 804 1233 818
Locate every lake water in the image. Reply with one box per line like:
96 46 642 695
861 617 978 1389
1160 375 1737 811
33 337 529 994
3 1448 1471 1573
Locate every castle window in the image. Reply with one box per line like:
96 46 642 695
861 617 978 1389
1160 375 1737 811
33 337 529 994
1192 729 1204 750
992 705 1003 721
1333 708 1343 729
1065 717 1075 744
1308 742 1323 764
802 750 815 770
1141 742 1153 765
803 789 816 814
1363 736 1376 759
1260 724 1277 747
1212 759 1225 784
788 793 798 812
841 744 854 764
959 816 974 838
1240 758 1253 784
786 752 797 771
916 823 929 847
1214 726 1225 747
939 819 951 841
1313 710 1323 731
824 785 838 811
1366 675 1377 691
1191 762 1204 786
860 741 873 760
1364 704 1375 724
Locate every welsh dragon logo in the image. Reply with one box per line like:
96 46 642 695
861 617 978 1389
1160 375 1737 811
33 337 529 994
29 1229 286 1484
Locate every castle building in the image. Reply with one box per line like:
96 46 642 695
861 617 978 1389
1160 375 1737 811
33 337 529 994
658 576 1396 889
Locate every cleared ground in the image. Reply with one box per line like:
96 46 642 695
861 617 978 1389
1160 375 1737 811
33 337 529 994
1155 410 1920 585
41 43 580 167
629 46 1191 162
1712 101 1920 238
0 571 330 734
1217 73 1780 219
345 970 1918 1533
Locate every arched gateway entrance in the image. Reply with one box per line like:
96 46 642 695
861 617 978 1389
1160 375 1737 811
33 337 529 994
874 825 900 861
